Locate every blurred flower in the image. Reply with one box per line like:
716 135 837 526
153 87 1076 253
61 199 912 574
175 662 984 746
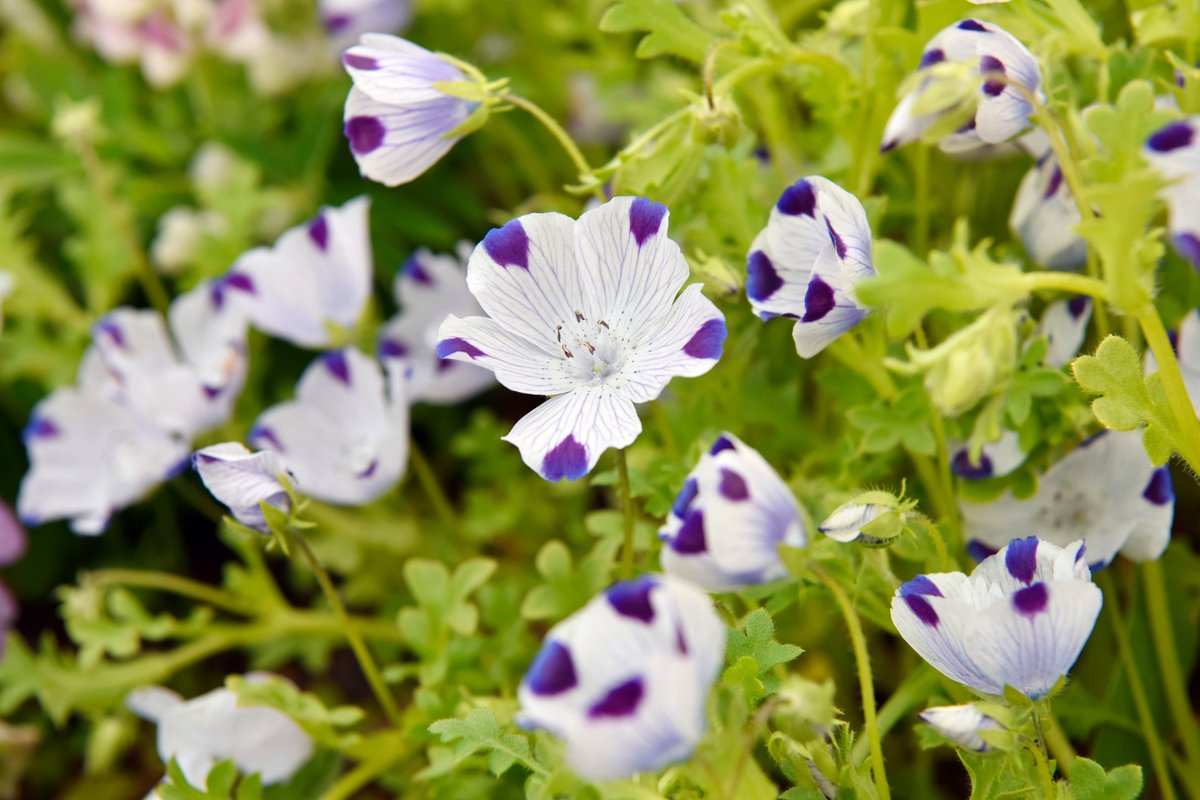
0 271 13 334
881 19 1042 154
961 430 1173 567
1010 132 1087 270
249 348 409 505
660 433 806 591
320 0 410 53
189 142 241 191
517 574 725 781
919 704 1002 751
437 197 726 481
342 34 484 186
127 675 313 791
949 430 1026 480
72 0 195 88
745 177 874 358
193 443 291 532
378 244 494 404
891 537 1101 698
0 501 28 660
150 207 228 274
225 196 372 348
1035 295 1091 369
1143 117 1200 269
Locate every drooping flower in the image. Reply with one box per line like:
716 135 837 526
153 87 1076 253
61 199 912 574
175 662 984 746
949 431 1027 480
378 245 494 404
818 488 911 546
1143 117 1200 268
436 197 726 481
881 19 1043 154
891 537 1102 698
249 348 408 505
919 704 1002 751
320 0 410 52
193 443 291 532
224 196 372 348
660 433 806 591
342 35 481 186
1035 295 1091 369
960 430 1173 566
517 575 725 781
1009 132 1087 270
127 675 313 791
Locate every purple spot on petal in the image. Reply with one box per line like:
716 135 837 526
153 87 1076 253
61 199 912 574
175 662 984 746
588 677 644 719
951 449 994 479
1067 295 1089 319
22 416 60 443
919 48 945 69
224 272 256 294
1148 121 1194 153
1005 537 1040 585
541 434 588 481
323 351 351 385
1044 166 1064 199
980 55 1006 97
1173 232 1200 267
904 595 939 627
357 459 378 479
718 468 749 501
826 219 848 259
379 338 409 359
343 53 379 70
402 255 432 285
345 116 385 155
777 180 817 216
435 337 486 360
899 575 943 598
95 319 127 349
324 13 350 32
1013 582 1049 616
482 219 530 269
682 318 726 359
880 139 898 154
629 197 667 246
308 214 329 251
672 510 707 554
967 540 998 563
201 385 222 400
710 435 735 455
606 577 657 622
250 425 286 454
801 276 836 322
1143 466 1173 505
526 640 577 695
436 359 456 373
676 625 689 654
958 19 988 32
672 477 698 518
747 250 783 302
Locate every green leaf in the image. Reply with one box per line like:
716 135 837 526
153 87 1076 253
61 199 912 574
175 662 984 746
1068 757 1142 800
598 0 716 63
521 538 619 621
724 608 803 697
422 708 538 779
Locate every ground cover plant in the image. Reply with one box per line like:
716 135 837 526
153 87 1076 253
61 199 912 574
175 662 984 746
0 0 1198 797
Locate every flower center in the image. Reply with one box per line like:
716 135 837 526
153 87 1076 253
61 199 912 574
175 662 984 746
556 311 624 385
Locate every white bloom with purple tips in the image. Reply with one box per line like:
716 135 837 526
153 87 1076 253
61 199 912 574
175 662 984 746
249 348 408 505
378 245 494 404
1143 116 1200 268
1010 143 1087 270
660 433 806 592
517 574 725 781
745 177 874 358
436 197 726 481
960 430 1173 566
342 35 479 186
950 430 1027 480
891 537 1101 698
193 443 292 532
919 704 1002 751
320 0 410 52
1035 295 1091 368
225 196 372 348
881 19 1042 154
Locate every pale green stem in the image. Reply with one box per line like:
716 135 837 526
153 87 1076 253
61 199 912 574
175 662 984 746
909 515 953 571
616 449 637 580
1142 560 1200 773
850 666 940 764
813 569 891 800
84 569 257 616
502 94 603 200
1136 305 1200 473
319 741 409 800
407 441 458 532
1042 709 1076 771
1023 737 1057 800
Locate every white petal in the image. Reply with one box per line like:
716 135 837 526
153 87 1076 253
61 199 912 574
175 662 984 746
790 248 868 358
380 311 494 405
344 86 469 187
1009 159 1087 270
1119 466 1173 561
127 686 184 723
167 281 249 431
950 430 1027 479
502 386 641 481
193 443 290 531
919 704 999 751
342 33 465 105
435 314 576 395
618 285 726 403
819 502 883 543
1035 297 1091 368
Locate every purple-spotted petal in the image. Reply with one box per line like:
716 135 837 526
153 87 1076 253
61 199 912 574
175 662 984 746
343 87 472 187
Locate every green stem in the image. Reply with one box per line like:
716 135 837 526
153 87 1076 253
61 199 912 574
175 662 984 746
290 531 403 728
1136 305 1200 473
850 665 940 764
616 449 636 580
502 94 602 199
1096 571 1180 800
1142 560 1200 772
1023 738 1057 800
84 569 256 616
910 515 953 571
319 739 410 800
1042 709 1076 771
1020 271 1110 301
813 569 891 800
408 441 458 532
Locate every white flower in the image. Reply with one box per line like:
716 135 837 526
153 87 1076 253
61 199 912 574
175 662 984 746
745 176 874 358
891 537 1101 698
960 430 1173 566
150 207 228 274
193 443 291 532
1010 146 1087 270
249 348 408 505
517 574 725 781
127 676 313 791
819 500 887 543
881 19 1043 154
919 704 1002 751
436 197 726 481
342 34 479 186
660 433 806 591
950 430 1027 480
224 196 372 348
1143 117 1200 268
1035 295 1091 368
320 0 410 52
378 245 494 404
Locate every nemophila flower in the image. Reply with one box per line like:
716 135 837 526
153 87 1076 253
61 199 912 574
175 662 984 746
225 196 372 348
151 207 228 274
881 19 1042 154
320 0 410 52
17 382 189 534
1035 295 1091 368
891 537 1102 698
819 489 911 545
659 433 806 591
950 431 1027 480
193 443 291 532
1143 117 1200 268
342 35 483 186
378 245 494 404
0 501 27 658
72 0 194 88
517 574 725 781
127 676 313 792
436 197 726 481
960 430 1173 567
1146 310 1200 408
919 704 1002 752
745 177 874 358
249 348 408 505
1010 138 1087 270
